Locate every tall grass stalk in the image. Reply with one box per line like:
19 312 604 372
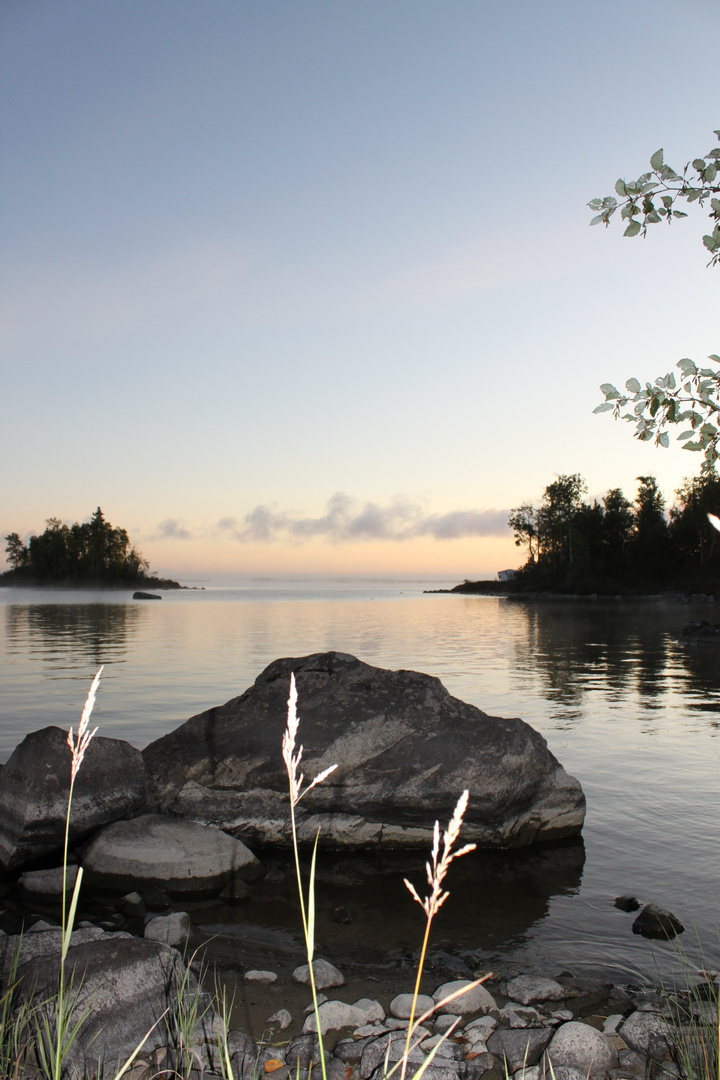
282 674 482 1080
282 674 337 1080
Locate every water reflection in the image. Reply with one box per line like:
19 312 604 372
5 603 143 672
202 840 586 965
509 601 688 711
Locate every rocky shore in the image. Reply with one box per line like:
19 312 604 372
0 909 707 1080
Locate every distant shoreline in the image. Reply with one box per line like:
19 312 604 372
0 571 186 591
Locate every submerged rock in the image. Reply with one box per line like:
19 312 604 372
82 813 264 895
0 726 146 870
142 651 585 849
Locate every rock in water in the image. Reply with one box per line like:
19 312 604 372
143 651 585 848
632 904 685 939
0 727 146 870
82 814 264 895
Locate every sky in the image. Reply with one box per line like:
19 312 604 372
2 0 720 582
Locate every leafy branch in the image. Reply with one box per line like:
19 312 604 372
595 356 720 470
588 132 720 265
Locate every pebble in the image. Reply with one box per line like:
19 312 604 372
267 1009 292 1029
245 969 278 983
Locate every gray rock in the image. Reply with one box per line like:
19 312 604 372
82 814 263 895
433 979 497 1015
0 726 146 869
144 911 193 950
506 974 566 1005
267 1009 292 1030
486 1027 553 1072
435 1014 462 1034
303 1000 371 1034
545 1021 615 1077
117 890 147 917
15 936 193 1076
245 968 278 982
18 864 79 900
620 1011 674 1060
142 652 585 849
334 1036 376 1064
292 959 345 988
522 1068 586 1080
359 1031 427 1079
632 904 685 940
390 992 436 1019
0 925 131 980
498 1003 544 1028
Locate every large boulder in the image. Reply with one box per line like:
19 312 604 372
15 936 210 1077
143 652 585 848
0 726 146 869
82 813 264 895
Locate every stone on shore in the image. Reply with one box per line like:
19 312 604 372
15 936 198 1077
432 979 497 1015
18 864 79 901
292 958 345 988
142 651 585 849
82 813 264 895
0 726 145 869
144 911 193 949
506 974 566 1005
545 1021 615 1077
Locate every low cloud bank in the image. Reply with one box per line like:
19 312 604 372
215 493 509 545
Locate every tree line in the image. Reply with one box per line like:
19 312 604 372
508 471 720 594
3 508 159 586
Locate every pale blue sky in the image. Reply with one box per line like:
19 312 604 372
2 1 719 579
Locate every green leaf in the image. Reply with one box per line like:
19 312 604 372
599 382 620 398
590 213 607 227
624 220 642 237
588 199 604 211
693 158 707 172
625 377 641 393
615 179 628 197
673 210 688 218
645 210 661 224
661 195 674 209
666 372 676 390
658 433 670 448
703 234 718 251
593 402 615 414
708 354 720 363
705 163 717 182
650 148 664 170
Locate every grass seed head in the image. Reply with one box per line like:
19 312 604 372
404 789 476 919
282 673 337 808
67 666 103 782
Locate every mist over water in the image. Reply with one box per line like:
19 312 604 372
1 583 719 979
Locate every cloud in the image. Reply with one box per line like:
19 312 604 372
156 518 194 540
215 493 509 545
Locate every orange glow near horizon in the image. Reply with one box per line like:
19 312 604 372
142 534 521 581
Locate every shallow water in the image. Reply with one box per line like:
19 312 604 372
1 583 719 980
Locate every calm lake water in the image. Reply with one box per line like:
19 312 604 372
1 581 719 982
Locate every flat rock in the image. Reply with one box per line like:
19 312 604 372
0 726 146 869
506 974 566 1005
303 1000 377 1034
432 979 497 1015
18 864 79 900
142 652 585 849
82 814 264 895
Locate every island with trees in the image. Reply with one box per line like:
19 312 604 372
1 508 182 589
